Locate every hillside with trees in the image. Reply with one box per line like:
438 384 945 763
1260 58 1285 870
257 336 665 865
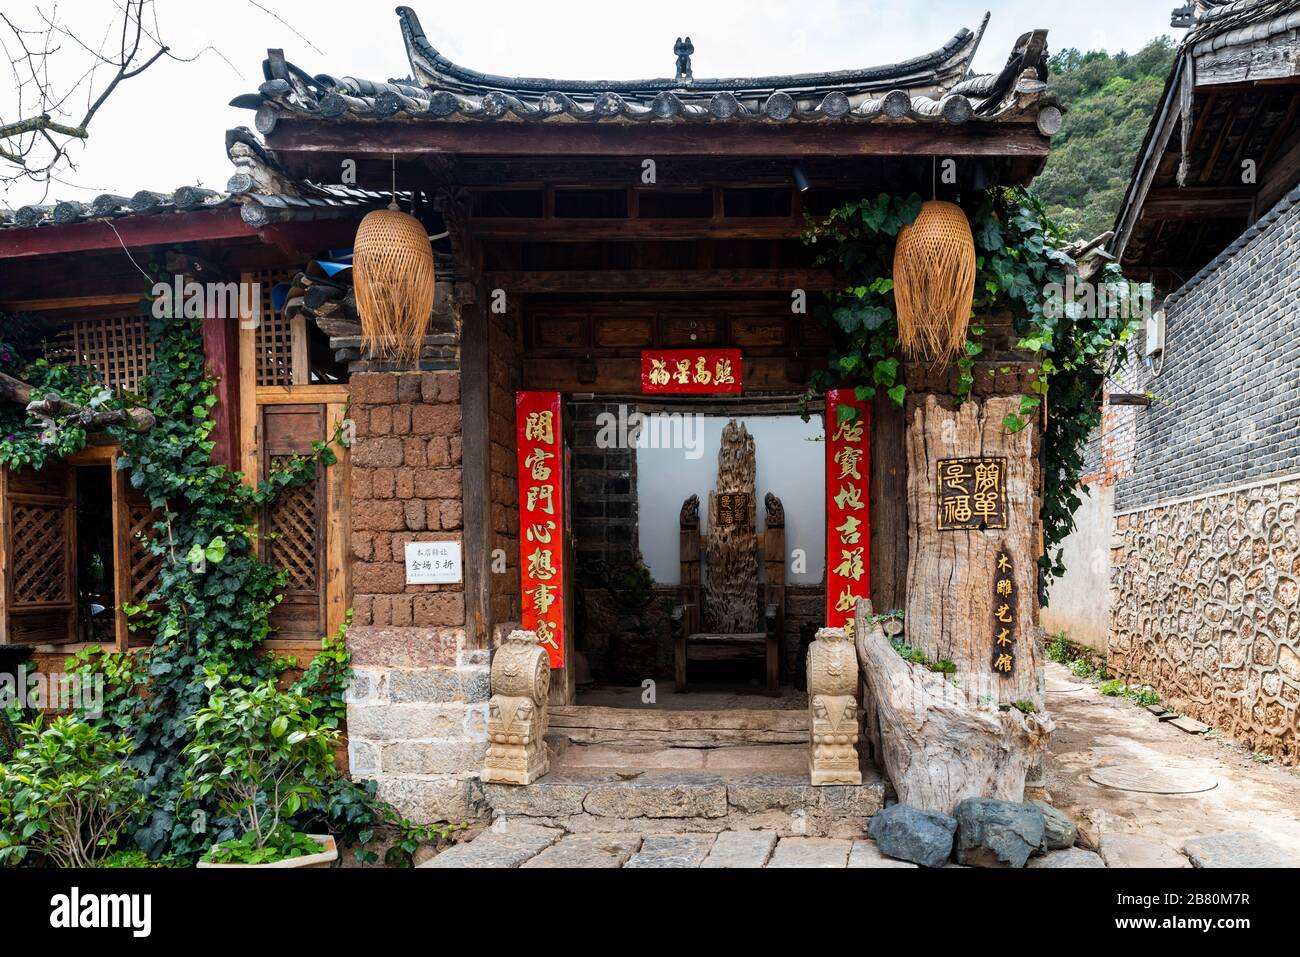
1034 37 1178 240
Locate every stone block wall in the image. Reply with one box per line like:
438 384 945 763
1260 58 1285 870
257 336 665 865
345 370 488 821
1109 190 1300 763
1111 477 1300 763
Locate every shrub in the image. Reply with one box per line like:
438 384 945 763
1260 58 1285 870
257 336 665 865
182 675 339 864
0 716 145 867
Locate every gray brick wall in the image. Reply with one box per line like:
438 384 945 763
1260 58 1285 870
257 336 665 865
1114 191 1300 511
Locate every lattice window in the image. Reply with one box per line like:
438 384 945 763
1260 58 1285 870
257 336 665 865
265 456 319 592
9 503 70 605
49 314 154 393
125 504 163 605
251 270 298 386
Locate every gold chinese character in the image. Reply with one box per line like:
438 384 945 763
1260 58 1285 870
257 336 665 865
527 548 557 581
973 490 999 520
834 547 865 582
994 653 1014 673
648 358 670 386
995 603 1014 624
524 446 554 481
943 461 972 492
833 483 864 511
535 619 559 649
693 356 712 385
714 358 735 384
832 417 864 445
834 446 864 481
974 460 1001 493
526 484 555 515
995 578 1012 598
834 587 859 613
997 553 1011 573
524 410 554 444
996 627 1014 647
526 520 556 543
529 582 557 616
942 496 972 524
673 359 692 384
835 514 863 545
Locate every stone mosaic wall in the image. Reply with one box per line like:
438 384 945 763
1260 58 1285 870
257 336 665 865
345 370 487 821
1110 476 1300 764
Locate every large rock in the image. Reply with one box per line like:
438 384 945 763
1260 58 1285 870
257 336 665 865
1030 799 1078 850
954 798 1044 868
867 803 957 868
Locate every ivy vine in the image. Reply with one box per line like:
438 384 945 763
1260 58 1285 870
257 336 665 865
803 187 1139 600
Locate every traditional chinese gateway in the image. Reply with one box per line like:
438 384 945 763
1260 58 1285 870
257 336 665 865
0 7 1062 828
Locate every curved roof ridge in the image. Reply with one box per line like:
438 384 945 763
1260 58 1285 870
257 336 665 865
396 5 987 97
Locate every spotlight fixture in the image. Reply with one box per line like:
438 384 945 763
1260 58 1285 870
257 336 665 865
792 164 811 192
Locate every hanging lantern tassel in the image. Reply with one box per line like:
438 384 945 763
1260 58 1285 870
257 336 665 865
353 206 436 362
892 199 976 365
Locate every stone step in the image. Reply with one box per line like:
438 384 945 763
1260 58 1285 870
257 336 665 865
553 742 806 772
548 705 808 748
483 766 886 839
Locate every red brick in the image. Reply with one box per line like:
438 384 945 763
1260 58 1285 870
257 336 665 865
351 372 398 405
390 595 414 627
369 406 392 435
411 403 461 437
413 591 466 627
437 373 460 403
438 498 463 530
371 468 395 499
404 500 427 531
426 436 450 467
353 561 406 594
403 437 427 467
351 532 374 561
450 435 462 465
352 436 404 468
352 596 373 626
412 467 463 499
395 469 414 499
392 405 412 435
352 469 373 501
353 500 405 531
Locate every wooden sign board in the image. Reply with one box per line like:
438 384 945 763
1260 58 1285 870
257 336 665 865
936 456 1008 530
715 492 751 527
991 550 1017 675
641 348 742 394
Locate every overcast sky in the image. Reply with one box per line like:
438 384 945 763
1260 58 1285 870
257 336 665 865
2 1 1178 208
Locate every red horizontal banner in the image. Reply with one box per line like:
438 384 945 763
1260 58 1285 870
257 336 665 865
516 390 565 668
640 349 742 394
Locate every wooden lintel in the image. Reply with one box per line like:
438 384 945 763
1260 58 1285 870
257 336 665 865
487 268 845 294
0 292 143 312
1142 186 1256 220
0 208 255 259
267 119 1050 159
473 217 805 241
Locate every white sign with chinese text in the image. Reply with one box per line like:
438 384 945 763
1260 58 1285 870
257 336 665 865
404 541 463 584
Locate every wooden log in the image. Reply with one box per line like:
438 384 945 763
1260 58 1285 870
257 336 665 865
904 393 1043 705
25 392 155 433
854 599 1051 813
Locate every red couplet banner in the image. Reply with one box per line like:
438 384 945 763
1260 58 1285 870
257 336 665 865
516 391 565 668
824 389 872 633
640 349 743 394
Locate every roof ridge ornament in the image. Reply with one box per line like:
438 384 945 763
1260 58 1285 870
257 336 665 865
674 37 694 83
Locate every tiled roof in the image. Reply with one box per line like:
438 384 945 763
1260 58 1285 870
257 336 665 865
233 7 1060 134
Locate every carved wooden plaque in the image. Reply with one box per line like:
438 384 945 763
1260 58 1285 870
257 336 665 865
936 456 1007 530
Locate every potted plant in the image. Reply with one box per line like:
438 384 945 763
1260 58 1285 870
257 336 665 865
183 675 340 867
0 715 145 867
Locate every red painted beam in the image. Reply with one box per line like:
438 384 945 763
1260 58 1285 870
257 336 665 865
202 313 242 471
0 208 257 259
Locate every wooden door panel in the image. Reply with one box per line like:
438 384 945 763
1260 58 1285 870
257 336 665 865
0 463 77 645
261 404 326 639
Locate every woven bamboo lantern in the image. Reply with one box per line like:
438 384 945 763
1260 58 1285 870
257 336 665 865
352 204 435 362
892 200 976 364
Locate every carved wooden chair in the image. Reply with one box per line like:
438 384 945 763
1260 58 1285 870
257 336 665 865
671 421 785 696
